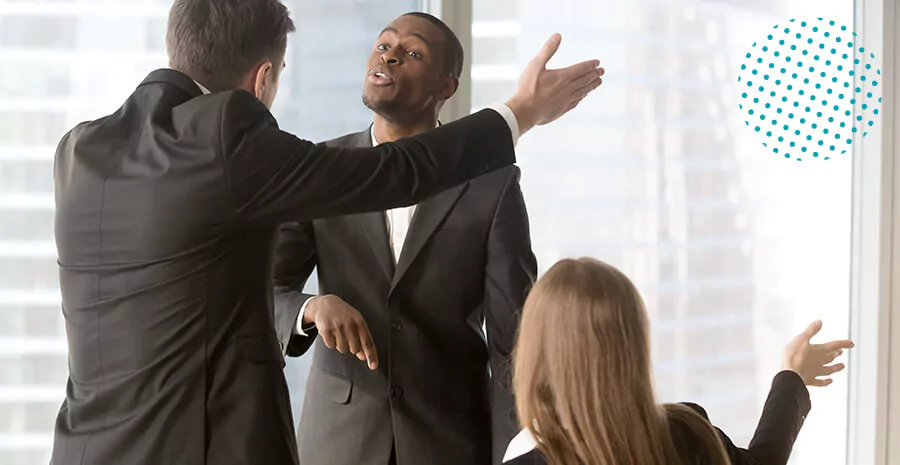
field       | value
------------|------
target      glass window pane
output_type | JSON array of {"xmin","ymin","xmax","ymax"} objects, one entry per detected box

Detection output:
[
  {"xmin": 0, "ymin": 1, "xmax": 420, "ymax": 463},
  {"xmin": 471, "ymin": 1, "xmax": 854, "ymax": 463}
]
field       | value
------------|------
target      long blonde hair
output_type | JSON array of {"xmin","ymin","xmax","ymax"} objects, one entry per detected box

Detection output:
[{"xmin": 513, "ymin": 258, "xmax": 730, "ymax": 465}]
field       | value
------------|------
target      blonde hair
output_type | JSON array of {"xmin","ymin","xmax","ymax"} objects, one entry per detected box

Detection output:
[{"xmin": 513, "ymin": 258, "xmax": 730, "ymax": 465}]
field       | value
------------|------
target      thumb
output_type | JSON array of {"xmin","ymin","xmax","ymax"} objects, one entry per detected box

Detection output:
[
  {"xmin": 531, "ymin": 33, "xmax": 562, "ymax": 69},
  {"xmin": 802, "ymin": 319, "xmax": 823, "ymax": 339}
]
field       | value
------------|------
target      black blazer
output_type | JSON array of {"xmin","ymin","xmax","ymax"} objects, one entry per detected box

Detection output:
[
  {"xmin": 506, "ymin": 371, "xmax": 810, "ymax": 465},
  {"xmin": 273, "ymin": 128, "xmax": 537, "ymax": 465},
  {"xmin": 51, "ymin": 69, "xmax": 516, "ymax": 465}
]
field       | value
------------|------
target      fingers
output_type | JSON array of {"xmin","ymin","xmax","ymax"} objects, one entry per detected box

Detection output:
[
  {"xmin": 817, "ymin": 363, "xmax": 846, "ymax": 376},
  {"xmin": 346, "ymin": 320, "xmax": 378, "ymax": 370},
  {"xmin": 572, "ymin": 77, "xmax": 603, "ymax": 100},
  {"xmin": 822, "ymin": 348, "xmax": 844, "ymax": 364},
  {"xmin": 820, "ymin": 339, "xmax": 855, "ymax": 352},
  {"xmin": 320, "ymin": 329, "xmax": 336, "ymax": 350},
  {"xmin": 808, "ymin": 378, "xmax": 834, "ymax": 387},
  {"xmin": 571, "ymin": 68, "xmax": 602, "ymax": 93},
  {"xmin": 332, "ymin": 330, "xmax": 348, "ymax": 354},
  {"xmin": 559, "ymin": 60, "xmax": 602, "ymax": 82},
  {"xmin": 360, "ymin": 330, "xmax": 379, "ymax": 371},
  {"xmin": 530, "ymin": 33, "xmax": 562, "ymax": 69},
  {"xmin": 320, "ymin": 316, "xmax": 378, "ymax": 370},
  {"xmin": 346, "ymin": 328, "xmax": 363, "ymax": 357}
]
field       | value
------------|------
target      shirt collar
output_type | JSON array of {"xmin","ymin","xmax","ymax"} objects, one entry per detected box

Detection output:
[
  {"xmin": 193, "ymin": 80, "xmax": 211, "ymax": 95},
  {"xmin": 370, "ymin": 120, "xmax": 441, "ymax": 147},
  {"xmin": 503, "ymin": 428, "xmax": 538, "ymax": 462}
]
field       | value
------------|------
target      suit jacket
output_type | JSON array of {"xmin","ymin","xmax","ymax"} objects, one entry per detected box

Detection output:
[
  {"xmin": 51, "ymin": 68, "xmax": 516, "ymax": 465},
  {"xmin": 505, "ymin": 371, "xmax": 811, "ymax": 465},
  {"xmin": 273, "ymin": 128, "xmax": 537, "ymax": 465}
]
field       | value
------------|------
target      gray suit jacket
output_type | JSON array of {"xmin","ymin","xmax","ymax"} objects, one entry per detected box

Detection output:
[
  {"xmin": 274, "ymin": 128, "xmax": 536, "ymax": 465},
  {"xmin": 51, "ymin": 69, "xmax": 516, "ymax": 465}
]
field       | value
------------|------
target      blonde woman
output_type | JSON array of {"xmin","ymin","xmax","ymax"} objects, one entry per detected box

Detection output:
[{"xmin": 505, "ymin": 258, "xmax": 853, "ymax": 465}]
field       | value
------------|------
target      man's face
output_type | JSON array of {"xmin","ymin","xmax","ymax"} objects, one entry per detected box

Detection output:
[{"xmin": 362, "ymin": 15, "xmax": 455, "ymax": 116}]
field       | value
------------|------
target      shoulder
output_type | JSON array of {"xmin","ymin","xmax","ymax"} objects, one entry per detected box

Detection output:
[
  {"xmin": 321, "ymin": 129, "xmax": 372, "ymax": 148},
  {"xmin": 468, "ymin": 165, "xmax": 522, "ymax": 196}
]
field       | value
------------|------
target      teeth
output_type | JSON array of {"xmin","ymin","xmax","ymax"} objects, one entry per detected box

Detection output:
[{"xmin": 375, "ymin": 72, "xmax": 386, "ymax": 78}]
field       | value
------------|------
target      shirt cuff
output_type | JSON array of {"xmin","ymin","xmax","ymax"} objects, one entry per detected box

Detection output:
[
  {"xmin": 294, "ymin": 297, "xmax": 317, "ymax": 337},
  {"xmin": 486, "ymin": 103, "xmax": 520, "ymax": 147}
]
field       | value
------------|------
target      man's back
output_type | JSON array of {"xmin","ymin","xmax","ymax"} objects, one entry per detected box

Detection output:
[
  {"xmin": 51, "ymin": 67, "xmax": 522, "ymax": 465},
  {"xmin": 53, "ymin": 69, "xmax": 298, "ymax": 465}
]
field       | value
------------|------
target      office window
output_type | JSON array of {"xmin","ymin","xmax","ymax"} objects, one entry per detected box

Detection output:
[
  {"xmin": 471, "ymin": 0, "xmax": 853, "ymax": 464},
  {"xmin": 0, "ymin": 1, "xmax": 418, "ymax": 463}
]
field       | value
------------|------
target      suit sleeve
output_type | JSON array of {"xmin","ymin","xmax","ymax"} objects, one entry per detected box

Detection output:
[
  {"xmin": 218, "ymin": 90, "xmax": 516, "ymax": 225},
  {"xmin": 684, "ymin": 371, "xmax": 811, "ymax": 465},
  {"xmin": 272, "ymin": 220, "xmax": 319, "ymax": 357},
  {"xmin": 484, "ymin": 167, "xmax": 537, "ymax": 465}
]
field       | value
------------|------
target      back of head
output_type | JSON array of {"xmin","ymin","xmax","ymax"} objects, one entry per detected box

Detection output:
[
  {"xmin": 513, "ymin": 258, "xmax": 730, "ymax": 465},
  {"xmin": 166, "ymin": 0, "xmax": 295, "ymax": 91}
]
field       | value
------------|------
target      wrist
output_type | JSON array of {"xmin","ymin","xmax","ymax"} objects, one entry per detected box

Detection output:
[
  {"xmin": 302, "ymin": 296, "xmax": 321, "ymax": 325},
  {"xmin": 505, "ymin": 97, "xmax": 536, "ymax": 135}
]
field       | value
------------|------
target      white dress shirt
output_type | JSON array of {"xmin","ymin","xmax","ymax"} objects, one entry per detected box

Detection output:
[
  {"xmin": 503, "ymin": 428, "xmax": 537, "ymax": 463},
  {"xmin": 294, "ymin": 105, "xmax": 520, "ymax": 335}
]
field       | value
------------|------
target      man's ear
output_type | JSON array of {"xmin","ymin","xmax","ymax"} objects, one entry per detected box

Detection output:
[
  {"xmin": 253, "ymin": 61, "xmax": 274, "ymax": 99},
  {"xmin": 438, "ymin": 75, "xmax": 459, "ymax": 100}
]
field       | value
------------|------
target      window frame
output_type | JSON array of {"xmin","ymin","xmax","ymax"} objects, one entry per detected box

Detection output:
[
  {"xmin": 424, "ymin": 0, "xmax": 474, "ymax": 122},
  {"xmin": 848, "ymin": 0, "xmax": 900, "ymax": 463}
]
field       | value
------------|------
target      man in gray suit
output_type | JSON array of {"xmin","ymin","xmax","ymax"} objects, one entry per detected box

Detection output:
[
  {"xmin": 274, "ymin": 13, "xmax": 542, "ymax": 465},
  {"xmin": 50, "ymin": 0, "xmax": 603, "ymax": 463}
]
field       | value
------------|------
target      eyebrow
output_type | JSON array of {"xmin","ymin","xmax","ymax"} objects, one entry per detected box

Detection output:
[{"xmin": 378, "ymin": 27, "xmax": 431, "ymax": 46}]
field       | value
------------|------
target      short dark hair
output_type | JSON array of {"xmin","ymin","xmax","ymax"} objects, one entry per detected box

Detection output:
[
  {"xmin": 166, "ymin": 0, "xmax": 296, "ymax": 91},
  {"xmin": 402, "ymin": 12, "xmax": 464, "ymax": 78}
]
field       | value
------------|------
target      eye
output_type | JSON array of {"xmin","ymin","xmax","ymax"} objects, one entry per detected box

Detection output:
[
  {"xmin": 377, "ymin": 44, "xmax": 389, "ymax": 51},
  {"xmin": 408, "ymin": 51, "xmax": 421, "ymax": 59}
]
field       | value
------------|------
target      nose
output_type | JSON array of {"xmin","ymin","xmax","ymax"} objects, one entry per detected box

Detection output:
[{"xmin": 381, "ymin": 53, "xmax": 400, "ymax": 65}]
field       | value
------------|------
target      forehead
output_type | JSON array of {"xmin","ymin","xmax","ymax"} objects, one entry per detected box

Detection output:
[{"xmin": 380, "ymin": 15, "xmax": 447, "ymax": 46}]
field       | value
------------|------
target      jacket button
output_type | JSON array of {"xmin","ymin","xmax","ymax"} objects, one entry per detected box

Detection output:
[
  {"xmin": 390, "ymin": 386, "xmax": 403, "ymax": 400},
  {"xmin": 391, "ymin": 322, "xmax": 403, "ymax": 331}
]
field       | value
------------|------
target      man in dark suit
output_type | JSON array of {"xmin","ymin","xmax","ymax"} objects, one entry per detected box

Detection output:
[
  {"xmin": 273, "ymin": 13, "xmax": 537, "ymax": 465},
  {"xmin": 49, "ymin": 0, "xmax": 604, "ymax": 463}
]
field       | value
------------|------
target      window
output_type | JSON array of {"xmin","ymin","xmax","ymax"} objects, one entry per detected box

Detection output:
[
  {"xmin": 470, "ymin": 0, "xmax": 853, "ymax": 463},
  {"xmin": 2, "ymin": 0, "xmax": 894, "ymax": 464},
  {"xmin": 0, "ymin": 1, "xmax": 419, "ymax": 463}
]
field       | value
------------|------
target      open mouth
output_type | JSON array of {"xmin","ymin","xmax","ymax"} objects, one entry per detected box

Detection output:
[{"xmin": 367, "ymin": 68, "xmax": 395, "ymax": 86}]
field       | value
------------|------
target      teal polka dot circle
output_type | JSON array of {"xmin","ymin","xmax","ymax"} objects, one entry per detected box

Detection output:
[{"xmin": 738, "ymin": 18, "xmax": 883, "ymax": 161}]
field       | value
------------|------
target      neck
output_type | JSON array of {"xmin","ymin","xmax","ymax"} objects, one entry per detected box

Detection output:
[{"xmin": 372, "ymin": 112, "xmax": 439, "ymax": 143}]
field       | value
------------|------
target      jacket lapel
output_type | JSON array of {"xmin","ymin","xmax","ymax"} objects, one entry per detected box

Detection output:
[
  {"xmin": 390, "ymin": 182, "xmax": 468, "ymax": 292},
  {"xmin": 343, "ymin": 128, "xmax": 395, "ymax": 282}
]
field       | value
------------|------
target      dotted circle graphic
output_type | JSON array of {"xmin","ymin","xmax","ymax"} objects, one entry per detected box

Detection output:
[{"xmin": 738, "ymin": 18, "xmax": 882, "ymax": 161}]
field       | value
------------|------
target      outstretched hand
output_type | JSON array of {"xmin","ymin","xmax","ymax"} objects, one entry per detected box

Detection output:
[
  {"xmin": 505, "ymin": 34, "xmax": 605, "ymax": 136},
  {"xmin": 782, "ymin": 320, "xmax": 854, "ymax": 387}
]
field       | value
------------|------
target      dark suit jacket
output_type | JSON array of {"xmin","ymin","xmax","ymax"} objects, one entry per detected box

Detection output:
[
  {"xmin": 273, "ymin": 128, "xmax": 537, "ymax": 465},
  {"xmin": 506, "ymin": 371, "xmax": 811, "ymax": 465},
  {"xmin": 51, "ymin": 68, "xmax": 516, "ymax": 465}
]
